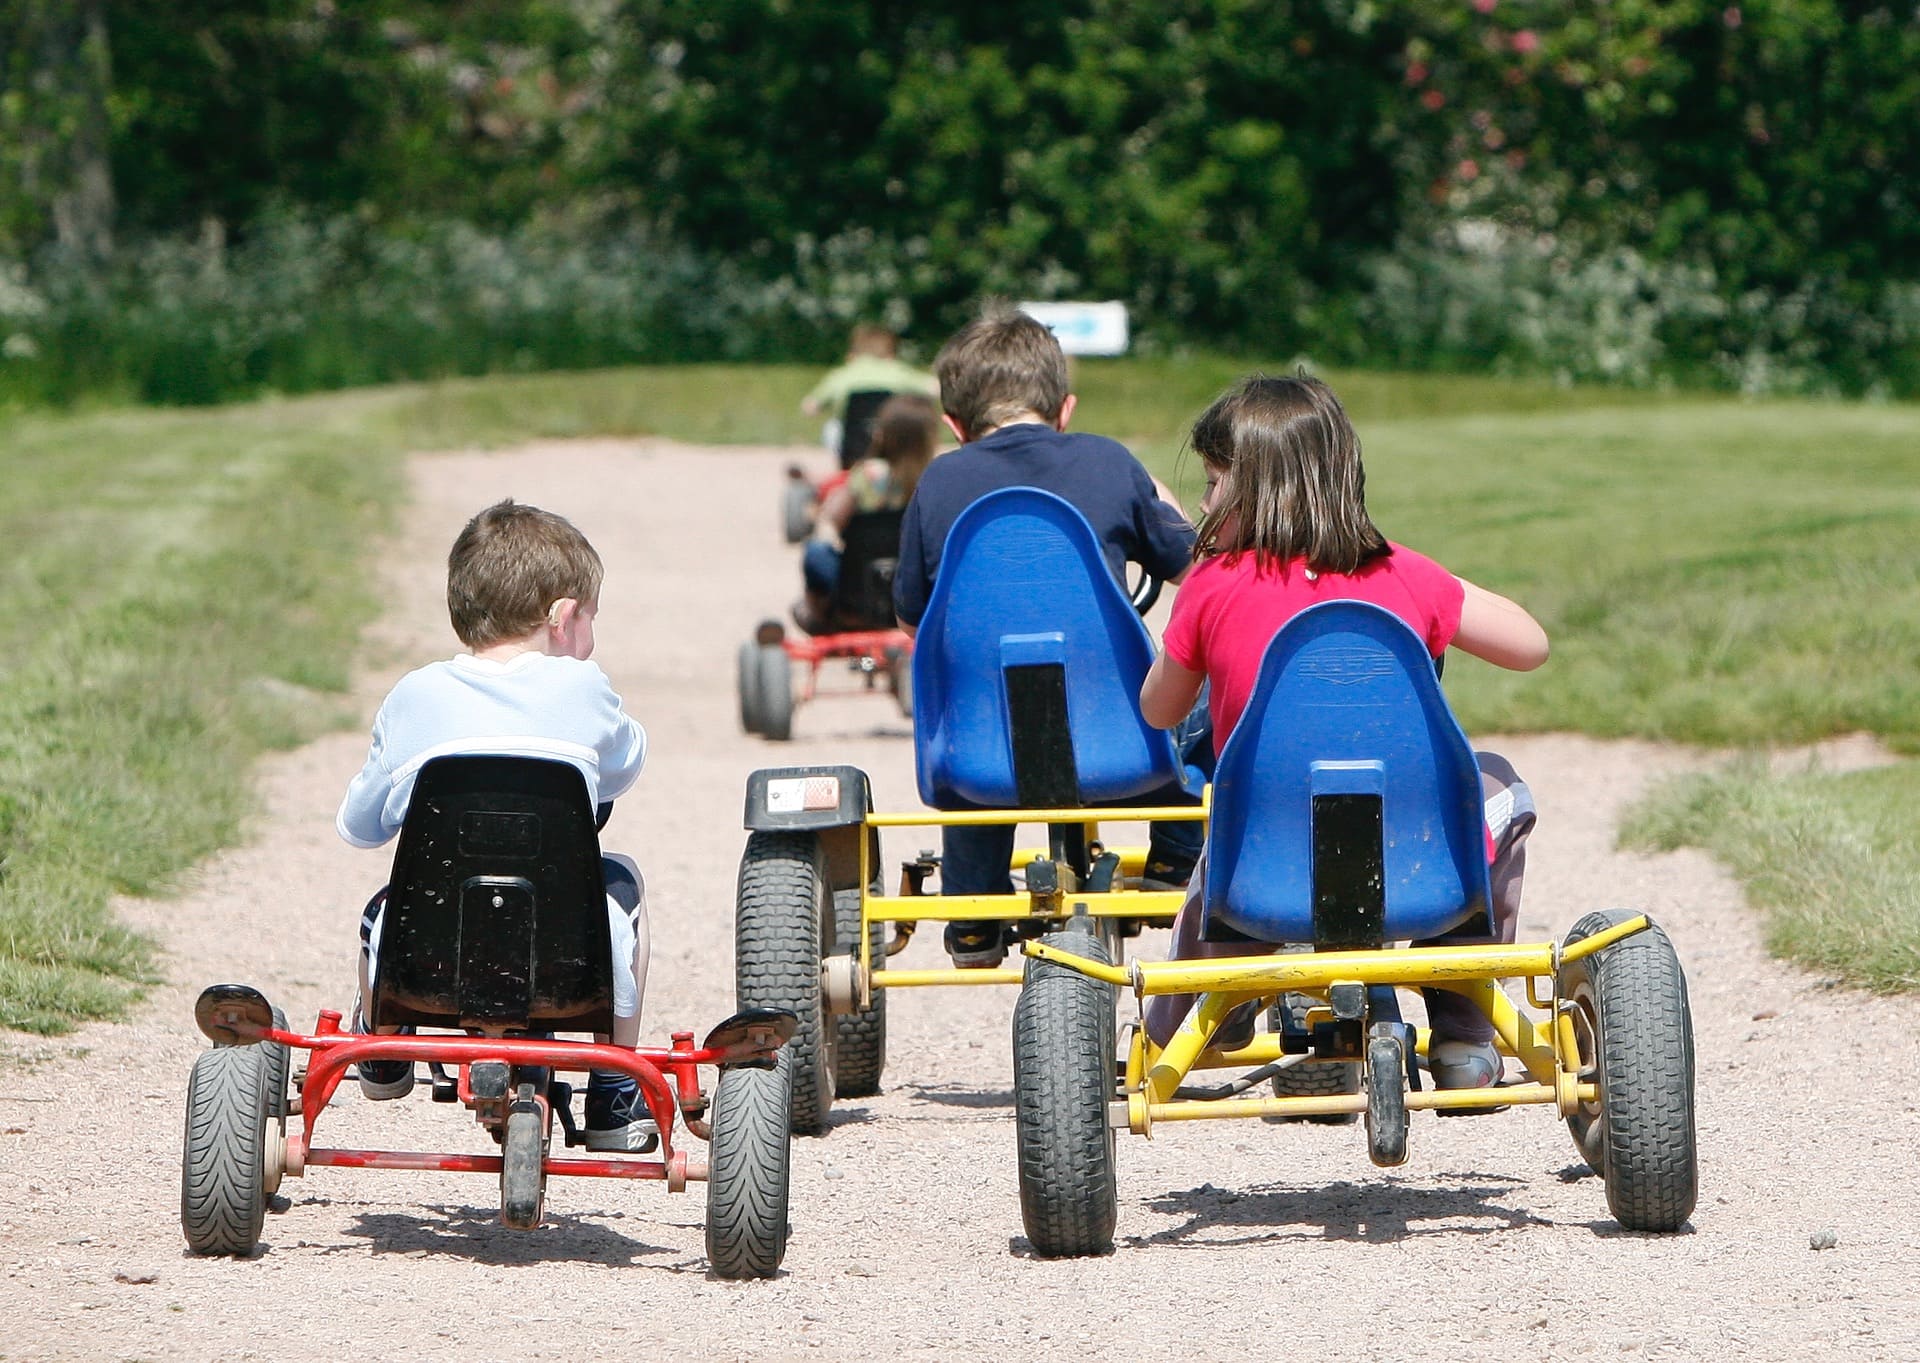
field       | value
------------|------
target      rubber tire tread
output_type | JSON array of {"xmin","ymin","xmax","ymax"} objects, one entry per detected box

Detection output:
[
  {"xmin": 500, "ymin": 1106, "xmax": 547, "ymax": 1230},
  {"xmin": 1560, "ymin": 910, "xmax": 1698, "ymax": 1232},
  {"xmin": 1364, "ymin": 1032, "xmax": 1409, "ymax": 1167},
  {"xmin": 889, "ymin": 652, "xmax": 913, "ymax": 720},
  {"xmin": 258, "ymin": 1005, "xmax": 291, "ymax": 1121},
  {"xmin": 1012, "ymin": 931, "xmax": 1118, "ymax": 1258},
  {"xmin": 735, "ymin": 831, "xmax": 834, "ymax": 1134},
  {"xmin": 706, "ymin": 1053, "xmax": 795, "ymax": 1278},
  {"xmin": 738, "ymin": 641, "xmax": 764, "ymax": 735},
  {"xmin": 756, "ymin": 646, "xmax": 794, "ymax": 741},
  {"xmin": 782, "ymin": 480, "xmax": 815, "ymax": 543},
  {"xmin": 181, "ymin": 1045, "xmax": 269, "ymax": 1256},
  {"xmin": 1268, "ymin": 993, "xmax": 1360, "ymax": 1125},
  {"xmin": 830, "ymin": 888, "xmax": 887, "ymax": 1097}
]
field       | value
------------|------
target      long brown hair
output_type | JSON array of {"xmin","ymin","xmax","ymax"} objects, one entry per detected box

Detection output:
[
  {"xmin": 1189, "ymin": 374, "xmax": 1388, "ymax": 573},
  {"xmin": 866, "ymin": 393, "xmax": 941, "ymax": 501}
]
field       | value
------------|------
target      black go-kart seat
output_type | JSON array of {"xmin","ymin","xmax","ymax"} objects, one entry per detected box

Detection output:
[
  {"xmin": 823, "ymin": 507, "xmax": 906, "ymax": 633},
  {"xmin": 368, "ymin": 754, "xmax": 616, "ymax": 1036},
  {"xmin": 838, "ymin": 389, "xmax": 894, "ymax": 469}
]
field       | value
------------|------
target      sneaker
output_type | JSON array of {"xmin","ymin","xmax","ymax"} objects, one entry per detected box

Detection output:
[
  {"xmin": 943, "ymin": 922, "xmax": 1008, "ymax": 969},
  {"xmin": 584, "ymin": 1079, "xmax": 660, "ymax": 1154},
  {"xmin": 1429, "ymin": 1038, "xmax": 1503, "ymax": 1090}
]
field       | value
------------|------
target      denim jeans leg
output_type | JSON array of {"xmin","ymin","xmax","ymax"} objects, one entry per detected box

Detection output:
[
  {"xmin": 940, "ymin": 822, "xmax": 1017, "ymax": 896},
  {"xmin": 1147, "ymin": 684, "xmax": 1214, "ymax": 872},
  {"xmin": 801, "ymin": 540, "xmax": 842, "ymax": 598}
]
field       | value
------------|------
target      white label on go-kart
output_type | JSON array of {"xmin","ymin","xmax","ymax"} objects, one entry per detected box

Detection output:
[{"xmin": 767, "ymin": 776, "xmax": 841, "ymax": 813}]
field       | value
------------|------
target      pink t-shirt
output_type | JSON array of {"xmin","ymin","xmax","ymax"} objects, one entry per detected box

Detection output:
[{"xmin": 1163, "ymin": 542, "xmax": 1466, "ymax": 754}]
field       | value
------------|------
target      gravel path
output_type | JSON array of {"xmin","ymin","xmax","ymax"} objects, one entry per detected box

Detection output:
[{"xmin": 2, "ymin": 438, "xmax": 1916, "ymax": 1362}]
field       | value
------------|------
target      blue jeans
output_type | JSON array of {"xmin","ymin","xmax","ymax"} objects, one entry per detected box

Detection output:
[
  {"xmin": 802, "ymin": 540, "xmax": 841, "ymax": 598},
  {"xmin": 940, "ymin": 687, "xmax": 1214, "ymax": 895}
]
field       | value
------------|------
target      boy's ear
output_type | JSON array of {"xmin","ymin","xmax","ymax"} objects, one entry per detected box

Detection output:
[
  {"xmin": 1054, "ymin": 394, "xmax": 1078, "ymax": 431},
  {"xmin": 546, "ymin": 598, "xmax": 578, "ymax": 631},
  {"xmin": 940, "ymin": 412, "xmax": 971, "ymax": 444}
]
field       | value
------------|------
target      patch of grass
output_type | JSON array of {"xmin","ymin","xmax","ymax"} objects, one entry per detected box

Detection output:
[{"xmin": 1623, "ymin": 759, "xmax": 1920, "ymax": 992}]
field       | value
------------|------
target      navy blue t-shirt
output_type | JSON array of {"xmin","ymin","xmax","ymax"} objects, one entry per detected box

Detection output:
[{"xmin": 892, "ymin": 423, "xmax": 1196, "ymax": 626}]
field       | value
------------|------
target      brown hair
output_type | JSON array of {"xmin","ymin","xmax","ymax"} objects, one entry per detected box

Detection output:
[
  {"xmin": 1189, "ymin": 374, "xmax": 1389, "ymax": 574},
  {"xmin": 865, "ymin": 393, "xmax": 942, "ymax": 501},
  {"xmin": 446, "ymin": 499, "xmax": 604, "ymax": 647},
  {"xmin": 933, "ymin": 308, "xmax": 1069, "ymax": 439},
  {"xmin": 848, "ymin": 323, "xmax": 899, "ymax": 359}
]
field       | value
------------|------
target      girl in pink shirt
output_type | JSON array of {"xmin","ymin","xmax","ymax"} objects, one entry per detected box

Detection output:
[{"xmin": 1138, "ymin": 375, "xmax": 1550, "ymax": 1090}]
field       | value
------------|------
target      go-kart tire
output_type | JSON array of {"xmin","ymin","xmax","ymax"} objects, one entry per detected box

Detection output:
[
  {"xmin": 1267, "ymin": 993, "xmax": 1360, "ymax": 1125},
  {"xmin": 1364, "ymin": 1028, "xmax": 1410, "ymax": 1167},
  {"xmin": 887, "ymin": 650, "xmax": 913, "ymax": 721},
  {"xmin": 738, "ymin": 641, "xmax": 764, "ymax": 735},
  {"xmin": 181, "ymin": 1045, "xmax": 270, "ymax": 1256},
  {"xmin": 831, "ymin": 887, "xmax": 886, "ymax": 1098},
  {"xmin": 1558, "ymin": 910, "xmax": 1697, "ymax": 1232},
  {"xmin": 499, "ymin": 1103, "xmax": 549, "ymax": 1231},
  {"xmin": 1012, "ymin": 930, "xmax": 1118, "ymax": 1258},
  {"xmin": 255, "ymin": 1005, "xmax": 291, "ymax": 1120},
  {"xmin": 706, "ymin": 1053, "xmax": 794, "ymax": 1279},
  {"xmin": 782, "ymin": 478, "xmax": 815, "ymax": 544},
  {"xmin": 736, "ymin": 831, "xmax": 836, "ymax": 1134},
  {"xmin": 755, "ymin": 645, "xmax": 794, "ymax": 742}
]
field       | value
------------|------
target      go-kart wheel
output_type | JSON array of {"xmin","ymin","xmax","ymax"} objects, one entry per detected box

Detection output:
[
  {"xmin": 830, "ymin": 887, "xmax": 886, "ymax": 1098},
  {"xmin": 257, "ymin": 1005, "xmax": 291, "ymax": 1121},
  {"xmin": 499, "ymin": 1102, "xmax": 549, "ymax": 1231},
  {"xmin": 181, "ymin": 1045, "xmax": 271, "ymax": 1255},
  {"xmin": 1012, "ymin": 930, "xmax": 1118, "ymax": 1258},
  {"xmin": 706, "ymin": 1052, "xmax": 794, "ymax": 1279},
  {"xmin": 782, "ymin": 477, "xmax": 816, "ymax": 544},
  {"xmin": 1364, "ymin": 1026, "xmax": 1409, "ymax": 1167},
  {"xmin": 1558, "ymin": 910, "xmax": 1697, "ymax": 1232},
  {"xmin": 737, "ymin": 641, "xmax": 765, "ymax": 735},
  {"xmin": 736, "ymin": 831, "xmax": 836, "ymax": 1134},
  {"xmin": 755, "ymin": 645, "xmax": 794, "ymax": 742},
  {"xmin": 1267, "ymin": 993, "xmax": 1360, "ymax": 1125},
  {"xmin": 886, "ymin": 649, "xmax": 913, "ymax": 721}
]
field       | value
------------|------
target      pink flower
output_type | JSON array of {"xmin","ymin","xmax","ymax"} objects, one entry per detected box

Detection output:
[
  {"xmin": 1457, "ymin": 158, "xmax": 1481, "ymax": 182},
  {"xmin": 1472, "ymin": 0, "xmax": 1497, "ymax": 13},
  {"xmin": 1405, "ymin": 61, "xmax": 1430, "ymax": 84},
  {"xmin": 1421, "ymin": 88, "xmax": 1447, "ymax": 111},
  {"xmin": 1505, "ymin": 150, "xmax": 1528, "ymax": 171},
  {"xmin": 1723, "ymin": 7, "xmax": 1742, "ymax": 27},
  {"xmin": 1511, "ymin": 29, "xmax": 1540, "ymax": 54}
]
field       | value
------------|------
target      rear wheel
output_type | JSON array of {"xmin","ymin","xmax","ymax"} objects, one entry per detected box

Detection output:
[
  {"xmin": 706, "ymin": 1055, "xmax": 795, "ymax": 1278},
  {"xmin": 737, "ymin": 641, "xmax": 764, "ymax": 735},
  {"xmin": 1012, "ymin": 930, "xmax": 1118, "ymax": 1258},
  {"xmin": 831, "ymin": 887, "xmax": 887, "ymax": 1098},
  {"xmin": 1559, "ymin": 910, "xmax": 1697, "ymax": 1232},
  {"xmin": 1267, "ymin": 993, "xmax": 1360, "ymax": 1125},
  {"xmin": 755, "ymin": 646, "xmax": 794, "ymax": 741},
  {"xmin": 181, "ymin": 1046, "xmax": 270, "ymax": 1255},
  {"xmin": 499, "ymin": 1100, "xmax": 550, "ymax": 1231},
  {"xmin": 736, "ymin": 832, "xmax": 836, "ymax": 1134},
  {"xmin": 782, "ymin": 478, "xmax": 816, "ymax": 543}
]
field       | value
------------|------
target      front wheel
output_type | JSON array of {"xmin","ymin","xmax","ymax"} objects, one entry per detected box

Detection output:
[
  {"xmin": 1558, "ymin": 910, "xmax": 1697, "ymax": 1232},
  {"xmin": 499, "ymin": 1101, "xmax": 550, "ymax": 1230},
  {"xmin": 735, "ymin": 832, "xmax": 835, "ymax": 1134},
  {"xmin": 755, "ymin": 646, "xmax": 794, "ymax": 742},
  {"xmin": 181, "ymin": 1045, "xmax": 271, "ymax": 1255},
  {"xmin": 737, "ymin": 641, "xmax": 765, "ymax": 735},
  {"xmin": 1012, "ymin": 931, "xmax": 1118, "ymax": 1258},
  {"xmin": 706, "ymin": 1055, "xmax": 795, "ymax": 1278}
]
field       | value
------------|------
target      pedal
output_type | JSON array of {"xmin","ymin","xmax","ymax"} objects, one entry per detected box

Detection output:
[
  {"xmin": 551, "ymin": 1081, "xmax": 583, "ymax": 1146},
  {"xmin": 429, "ymin": 1062, "xmax": 458, "ymax": 1103}
]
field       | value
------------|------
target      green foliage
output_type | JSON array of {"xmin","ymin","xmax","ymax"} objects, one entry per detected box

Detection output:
[{"xmin": 1623, "ymin": 759, "xmax": 1920, "ymax": 992}]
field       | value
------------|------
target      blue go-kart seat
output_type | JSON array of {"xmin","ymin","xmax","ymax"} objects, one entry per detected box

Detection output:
[
  {"xmin": 912, "ymin": 487, "xmax": 1191, "ymax": 811},
  {"xmin": 1202, "ymin": 600, "xmax": 1493, "ymax": 949}
]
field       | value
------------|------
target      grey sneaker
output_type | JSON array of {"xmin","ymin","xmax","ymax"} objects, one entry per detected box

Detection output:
[{"xmin": 1428, "ymin": 1038, "xmax": 1502, "ymax": 1090}]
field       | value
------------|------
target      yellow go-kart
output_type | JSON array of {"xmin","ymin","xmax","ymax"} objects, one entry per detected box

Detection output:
[{"xmin": 1009, "ymin": 602, "xmax": 1699, "ymax": 1256}]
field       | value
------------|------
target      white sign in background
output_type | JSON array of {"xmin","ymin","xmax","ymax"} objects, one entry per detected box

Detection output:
[{"xmin": 1018, "ymin": 300, "xmax": 1131, "ymax": 356}]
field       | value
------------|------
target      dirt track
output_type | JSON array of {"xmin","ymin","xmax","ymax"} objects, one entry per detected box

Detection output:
[{"xmin": 3, "ymin": 438, "xmax": 1917, "ymax": 1363}]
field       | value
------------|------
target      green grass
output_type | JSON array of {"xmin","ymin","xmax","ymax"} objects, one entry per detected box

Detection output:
[
  {"xmin": 5, "ymin": 360, "xmax": 1918, "ymax": 1032},
  {"xmin": 1623, "ymin": 759, "xmax": 1920, "ymax": 993}
]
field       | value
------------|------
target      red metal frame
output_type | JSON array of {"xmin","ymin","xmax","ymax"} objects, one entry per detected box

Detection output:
[
  {"xmin": 268, "ymin": 1009, "xmax": 747, "ymax": 1187},
  {"xmin": 782, "ymin": 628, "xmax": 912, "ymax": 706}
]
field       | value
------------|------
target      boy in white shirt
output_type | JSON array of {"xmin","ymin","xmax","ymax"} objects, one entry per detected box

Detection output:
[{"xmin": 337, "ymin": 499, "xmax": 655, "ymax": 1151}]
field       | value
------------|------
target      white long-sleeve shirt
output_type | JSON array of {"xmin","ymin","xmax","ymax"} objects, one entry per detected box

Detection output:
[{"xmin": 336, "ymin": 652, "xmax": 648, "ymax": 849}]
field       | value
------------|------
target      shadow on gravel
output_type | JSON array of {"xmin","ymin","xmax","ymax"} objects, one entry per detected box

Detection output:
[
  {"xmin": 900, "ymin": 1082, "xmax": 1014, "ymax": 1112},
  {"xmin": 337, "ymin": 1204, "xmax": 677, "ymax": 1266},
  {"xmin": 1127, "ymin": 1177, "xmax": 1553, "ymax": 1247}
]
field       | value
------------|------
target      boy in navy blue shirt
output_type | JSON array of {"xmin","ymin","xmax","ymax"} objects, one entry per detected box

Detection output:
[{"xmin": 894, "ymin": 309, "xmax": 1206, "ymax": 964}]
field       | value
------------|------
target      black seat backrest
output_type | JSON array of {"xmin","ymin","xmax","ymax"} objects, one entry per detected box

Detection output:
[
  {"xmin": 830, "ymin": 508, "xmax": 906, "ymax": 630},
  {"xmin": 369, "ymin": 755, "xmax": 615, "ymax": 1034},
  {"xmin": 838, "ymin": 389, "xmax": 894, "ymax": 469}
]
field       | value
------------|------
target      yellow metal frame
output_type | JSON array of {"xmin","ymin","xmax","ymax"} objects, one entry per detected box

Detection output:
[
  {"xmin": 1029, "ymin": 914, "xmax": 1652, "ymax": 1133},
  {"xmin": 853, "ymin": 796, "xmax": 1210, "ymax": 993}
]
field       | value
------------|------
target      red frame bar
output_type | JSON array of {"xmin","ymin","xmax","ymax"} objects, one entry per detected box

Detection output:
[{"xmin": 781, "ymin": 628, "xmax": 913, "ymax": 707}]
